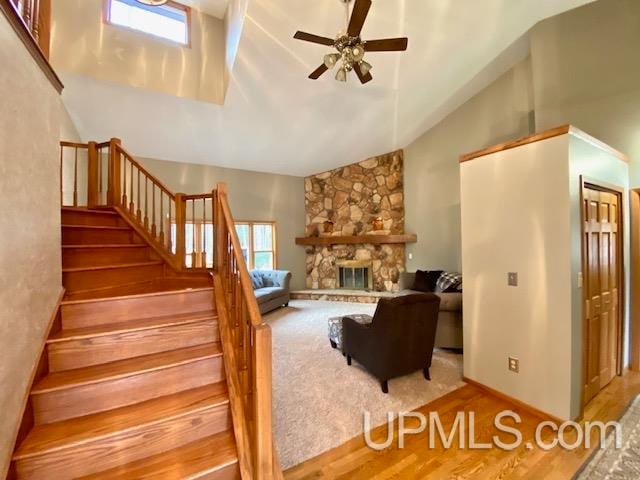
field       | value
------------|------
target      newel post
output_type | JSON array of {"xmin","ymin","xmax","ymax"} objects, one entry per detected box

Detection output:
[
  {"xmin": 215, "ymin": 183, "xmax": 228, "ymax": 276},
  {"xmin": 107, "ymin": 138, "xmax": 121, "ymax": 207},
  {"xmin": 87, "ymin": 141, "xmax": 99, "ymax": 208},
  {"xmin": 175, "ymin": 193, "xmax": 187, "ymax": 270}
]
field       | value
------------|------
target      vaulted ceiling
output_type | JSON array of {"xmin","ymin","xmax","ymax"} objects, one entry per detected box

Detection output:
[{"xmin": 61, "ymin": 0, "xmax": 595, "ymax": 176}]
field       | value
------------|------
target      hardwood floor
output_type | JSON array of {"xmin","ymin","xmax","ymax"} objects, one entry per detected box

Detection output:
[{"xmin": 285, "ymin": 371, "xmax": 640, "ymax": 480}]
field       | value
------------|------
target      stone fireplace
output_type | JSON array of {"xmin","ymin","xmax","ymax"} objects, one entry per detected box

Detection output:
[{"xmin": 302, "ymin": 150, "xmax": 407, "ymax": 293}]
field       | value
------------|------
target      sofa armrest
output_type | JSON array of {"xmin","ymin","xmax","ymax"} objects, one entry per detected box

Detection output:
[{"xmin": 258, "ymin": 270, "xmax": 291, "ymax": 291}]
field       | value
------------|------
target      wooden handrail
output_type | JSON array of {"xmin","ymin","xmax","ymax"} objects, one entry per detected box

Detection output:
[
  {"xmin": 214, "ymin": 183, "xmax": 280, "ymax": 479},
  {"xmin": 114, "ymin": 144, "xmax": 175, "ymax": 198},
  {"xmin": 217, "ymin": 187, "xmax": 264, "ymax": 328}
]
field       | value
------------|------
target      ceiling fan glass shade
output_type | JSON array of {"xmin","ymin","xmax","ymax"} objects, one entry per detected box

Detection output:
[
  {"xmin": 324, "ymin": 53, "xmax": 341, "ymax": 69},
  {"xmin": 351, "ymin": 45, "xmax": 365, "ymax": 62},
  {"xmin": 135, "ymin": 0, "xmax": 169, "ymax": 5},
  {"xmin": 335, "ymin": 67, "xmax": 348, "ymax": 82},
  {"xmin": 359, "ymin": 60, "xmax": 372, "ymax": 75}
]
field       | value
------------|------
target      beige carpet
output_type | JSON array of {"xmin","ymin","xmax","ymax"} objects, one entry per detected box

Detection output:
[{"xmin": 266, "ymin": 300, "xmax": 464, "ymax": 469}]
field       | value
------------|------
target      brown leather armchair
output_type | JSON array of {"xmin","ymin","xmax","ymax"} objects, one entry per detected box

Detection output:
[{"xmin": 342, "ymin": 293, "xmax": 441, "ymax": 393}]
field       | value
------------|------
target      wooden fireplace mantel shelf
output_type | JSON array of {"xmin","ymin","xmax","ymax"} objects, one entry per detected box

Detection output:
[{"xmin": 295, "ymin": 234, "xmax": 417, "ymax": 246}]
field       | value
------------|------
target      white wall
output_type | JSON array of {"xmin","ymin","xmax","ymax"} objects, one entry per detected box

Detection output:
[
  {"xmin": 51, "ymin": 0, "xmax": 227, "ymax": 104},
  {"xmin": 461, "ymin": 134, "xmax": 573, "ymax": 420},
  {"xmin": 462, "ymin": 131, "xmax": 630, "ymax": 420}
]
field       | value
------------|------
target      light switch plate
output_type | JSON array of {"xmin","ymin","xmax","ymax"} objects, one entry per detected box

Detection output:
[
  {"xmin": 508, "ymin": 272, "xmax": 518, "ymax": 287},
  {"xmin": 508, "ymin": 357, "xmax": 519, "ymax": 373}
]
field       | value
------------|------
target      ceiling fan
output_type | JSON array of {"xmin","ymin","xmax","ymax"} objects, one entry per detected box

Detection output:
[{"xmin": 293, "ymin": 0, "xmax": 408, "ymax": 84}]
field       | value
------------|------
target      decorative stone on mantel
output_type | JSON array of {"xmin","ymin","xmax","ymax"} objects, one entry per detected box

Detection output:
[{"xmin": 302, "ymin": 149, "xmax": 407, "ymax": 292}]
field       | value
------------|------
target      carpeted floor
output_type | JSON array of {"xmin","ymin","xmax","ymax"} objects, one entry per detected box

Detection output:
[{"xmin": 266, "ymin": 300, "xmax": 464, "ymax": 469}]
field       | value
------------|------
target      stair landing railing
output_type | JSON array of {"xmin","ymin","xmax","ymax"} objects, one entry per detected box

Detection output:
[
  {"xmin": 60, "ymin": 138, "xmax": 215, "ymax": 272},
  {"xmin": 59, "ymin": 139, "xmax": 282, "ymax": 479}
]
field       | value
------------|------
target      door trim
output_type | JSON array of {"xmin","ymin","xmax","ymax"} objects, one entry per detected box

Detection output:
[
  {"xmin": 579, "ymin": 176, "xmax": 625, "ymax": 411},
  {"xmin": 630, "ymin": 189, "xmax": 640, "ymax": 371}
]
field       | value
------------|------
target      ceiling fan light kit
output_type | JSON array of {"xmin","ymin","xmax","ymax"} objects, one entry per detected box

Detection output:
[{"xmin": 293, "ymin": 0, "xmax": 408, "ymax": 84}]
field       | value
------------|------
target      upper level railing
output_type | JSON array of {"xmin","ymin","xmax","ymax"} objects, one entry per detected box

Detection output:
[
  {"xmin": 59, "ymin": 139, "xmax": 282, "ymax": 479},
  {"xmin": 5, "ymin": 0, "xmax": 51, "ymax": 57}
]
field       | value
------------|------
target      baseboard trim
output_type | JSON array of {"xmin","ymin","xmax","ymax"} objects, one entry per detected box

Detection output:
[
  {"xmin": 462, "ymin": 376, "xmax": 565, "ymax": 424},
  {"xmin": 4, "ymin": 287, "xmax": 65, "ymax": 480}
]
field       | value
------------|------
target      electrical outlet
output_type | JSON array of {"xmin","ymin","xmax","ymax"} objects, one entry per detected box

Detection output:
[
  {"xmin": 508, "ymin": 272, "xmax": 518, "ymax": 287},
  {"xmin": 508, "ymin": 357, "xmax": 519, "ymax": 373}
]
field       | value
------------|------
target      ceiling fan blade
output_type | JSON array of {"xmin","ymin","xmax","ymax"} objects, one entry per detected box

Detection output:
[
  {"xmin": 309, "ymin": 64, "xmax": 329, "ymax": 80},
  {"xmin": 354, "ymin": 63, "xmax": 373, "ymax": 84},
  {"xmin": 364, "ymin": 37, "xmax": 409, "ymax": 52},
  {"xmin": 294, "ymin": 31, "xmax": 335, "ymax": 46},
  {"xmin": 348, "ymin": 0, "xmax": 372, "ymax": 37}
]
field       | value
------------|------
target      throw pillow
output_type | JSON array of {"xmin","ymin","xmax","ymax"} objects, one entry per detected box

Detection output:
[
  {"xmin": 413, "ymin": 270, "xmax": 443, "ymax": 292},
  {"xmin": 436, "ymin": 272, "xmax": 462, "ymax": 293},
  {"xmin": 249, "ymin": 271, "xmax": 264, "ymax": 290}
]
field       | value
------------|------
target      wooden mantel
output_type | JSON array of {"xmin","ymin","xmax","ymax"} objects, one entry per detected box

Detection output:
[{"xmin": 295, "ymin": 234, "xmax": 417, "ymax": 246}]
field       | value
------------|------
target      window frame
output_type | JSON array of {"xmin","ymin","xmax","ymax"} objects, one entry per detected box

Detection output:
[
  {"xmin": 234, "ymin": 220, "xmax": 278, "ymax": 271},
  {"xmin": 104, "ymin": 0, "xmax": 192, "ymax": 48}
]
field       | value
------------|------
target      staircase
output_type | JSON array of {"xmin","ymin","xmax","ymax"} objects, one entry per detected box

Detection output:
[{"xmin": 9, "ymin": 140, "xmax": 281, "ymax": 479}]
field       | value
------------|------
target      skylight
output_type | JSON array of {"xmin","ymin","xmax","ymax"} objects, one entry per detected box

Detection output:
[{"xmin": 107, "ymin": 0, "xmax": 190, "ymax": 46}]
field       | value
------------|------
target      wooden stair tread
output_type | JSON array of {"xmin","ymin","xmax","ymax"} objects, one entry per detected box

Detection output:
[
  {"xmin": 61, "ymin": 207, "xmax": 118, "ymax": 216},
  {"xmin": 62, "ymin": 260, "xmax": 163, "ymax": 273},
  {"xmin": 62, "ymin": 224, "xmax": 131, "ymax": 230},
  {"xmin": 14, "ymin": 383, "xmax": 229, "ymax": 460},
  {"xmin": 62, "ymin": 244, "xmax": 148, "ymax": 249},
  {"xmin": 50, "ymin": 310, "xmax": 217, "ymax": 341},
  {"xmin": 79, "ymin": 431, "xmax": 238, "ymax": 480},
  {"xmin": 63, "ymin": 285, "xmax": 214, "ymax": 303},
  {"xmin": 33, "ymin": 343, "xmax": 222, "ymax": 393}
]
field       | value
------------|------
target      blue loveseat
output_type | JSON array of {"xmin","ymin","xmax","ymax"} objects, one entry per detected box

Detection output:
[{"xmin": 249, "ymin": 270, "xmax": 292, "ymax": 314}]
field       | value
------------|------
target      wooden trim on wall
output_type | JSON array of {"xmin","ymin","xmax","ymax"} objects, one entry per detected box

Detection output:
[
  {"xmin": 0, "ymin": 0, "xmax": 63, "ymax": 93},
  {"xmin": 459, "ymin": 125, "xmax": 628, "ymax": 164},
  {"xmin": 463, "ymin": 376, "xmax": 566, "ymax": 424},
  {"xmin": 5, "ymin": 287, "xmax": 65, "ymax": 480},
  {"xmin": 630, "ymin": 189, "xmax": 640, "ymax": 372}
]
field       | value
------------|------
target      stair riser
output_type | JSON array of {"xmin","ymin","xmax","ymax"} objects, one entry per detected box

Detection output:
[
  {"xmin": 32, "ymin": 356, "xmax": 224, "ymax": 424},
  {"xmin": 62, "ymin": 247, "xmax": 152, "ymax": 268},
  {"xmin": 62, "ymin": 228, "xmax": 137, "ymax": 245},
  {"xmin": 61, "ymin": 211, "xmax": 124, "ymax": 227},
  {"xmin": 62, "ymin": 264, "xmax": 164, "ymax": 292},
  {"xmin": 48, "ymin": 320, "xmax": 219, "ymax": 372},
  {"xmin": 62, "ymin": 289, "xmax": 214, "ymax": 329},
  {"xmin": 15, "ymin": 404, "xmax": 232, "ymax": 479}
]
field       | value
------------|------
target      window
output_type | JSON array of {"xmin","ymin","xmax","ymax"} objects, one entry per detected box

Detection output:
[
  {"xmin": 170, "ymin": 221, "xmax": 214, "ymax": 268},
  {"xmin": 235, "ymin": 222, "xmax": 277, "ymax": 270},
  {"xmin": 106, "ymin": 0, "xmax": 190, "ymax": 45}
]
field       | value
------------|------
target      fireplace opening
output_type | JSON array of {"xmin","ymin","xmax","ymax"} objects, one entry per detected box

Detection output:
[{"xmin": 337, "ymin": 261, "xmax": 373, "ymax": 291}]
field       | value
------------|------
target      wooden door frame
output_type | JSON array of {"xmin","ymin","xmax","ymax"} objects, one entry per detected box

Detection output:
[
  {"xmin": 630, "ymin": 189, "xmax": 640, "ymax": 371},
  {"xmin": 579, "ymin": 176, "xmax": 625, "ymax": 410}
]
